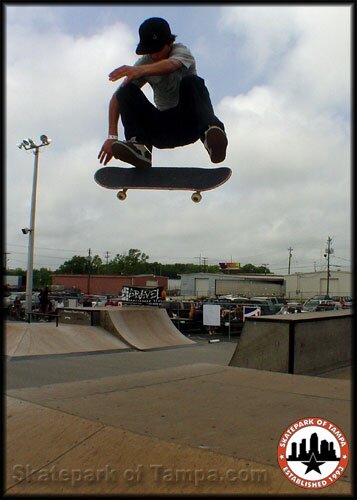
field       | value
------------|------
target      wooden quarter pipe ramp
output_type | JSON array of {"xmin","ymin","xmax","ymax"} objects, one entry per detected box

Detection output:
[
  {"xmin": 100, "ymin": 307, "xmax": 196, "ymax": 350},
  {"xmin": 5, "ymin": 322, "xmax": 130, "ymax": 357}
]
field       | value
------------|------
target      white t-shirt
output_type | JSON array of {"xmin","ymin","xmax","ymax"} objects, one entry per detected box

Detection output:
[{"xmin": 132, "ymin": 43, "xmax": 197, "ymax": 110}]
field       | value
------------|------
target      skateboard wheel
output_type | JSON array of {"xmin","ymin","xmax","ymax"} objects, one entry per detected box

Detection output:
[
  {"xmin": 117, "ymin": 190, "xmax": 127, "ymax": 201},
  {"xmin": 191, "ymin": 192, "xmax": 202, "ymax": 203}
]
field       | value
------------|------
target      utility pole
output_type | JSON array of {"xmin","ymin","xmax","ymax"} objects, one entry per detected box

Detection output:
[
  {"xmin": 288, "ymin": 247, "xmax": 293, "ymax": 275},
  {"xmin": 196, "ymin": 254, "xmax": 202, "ymax": 271},
  {"xmin": 87, "ymin": 248, "xmax": 92, "ymax": 294},
  {"xmin": 324, "ymin": 236, "xmax": 333, "ymax": 296},
  {"xmin": 261, "ymin": 263, "xmax": 269, "ymax": 275},
  {"xmin": 105, "ymin": 251, "xmax": 111, "ymax": 266},
  {"xmin": 195, "ymin": 254, "xmax": 208, "ymax": 272}
]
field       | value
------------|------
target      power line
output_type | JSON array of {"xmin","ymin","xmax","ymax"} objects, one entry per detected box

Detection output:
[
  {"xmin": 5, "ymin": 251, "xmax": 76, "ymax": 261},
  {"xmin": 332, "ymin": 255, "xmax": 351, "ymax": 262},
  {"xmin": 7, "ymin": 243, "xmax": 86, "ymax": 253}
]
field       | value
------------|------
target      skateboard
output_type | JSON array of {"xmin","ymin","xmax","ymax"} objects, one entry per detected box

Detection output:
[{"xmin": 94, "ymin": 166, "xmax": 232, "ymax": 202}]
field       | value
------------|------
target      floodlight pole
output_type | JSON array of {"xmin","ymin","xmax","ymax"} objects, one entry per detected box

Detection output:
[
  {"xmin": 18, "ymin": 136, "xmax": 51, "ymax": 321},
  {"xmin": 326, "ymin": 236, "xmax": 333, "ymax": 297},
  {"xmin": 25, "ymin": 147, "xmax": 40, "ymax": 318}
]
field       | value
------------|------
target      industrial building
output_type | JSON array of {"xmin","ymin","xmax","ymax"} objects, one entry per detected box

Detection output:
[
  {"xmin": 284, "ymin": 271, "xmax": 352, "ymax": 301},
  {"xmin": 179, "ymin": 271, "xmax": 352, "ymax": 300},
  {"xmin": 51, "ymin": 274, "xmax": 168, "ymax": 296},
  {"xmin": 51, "ymin": 271, "xmax": 352, "ymax": 301},
  {"xmin": 179, "ymin": 273, "xmax": 285, "ymax": 298}
]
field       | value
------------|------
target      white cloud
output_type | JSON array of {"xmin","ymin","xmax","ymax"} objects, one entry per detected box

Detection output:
[
  {"xmin": 6, "ymin": 22, "xmax": 136, "ymax": 144},
  {"xmin": 5, "ymin": 5, "xmax": 351, "ymax": 274},
  {"xmin": 220, "ymin": 5, "xmax": 351, "ymax": 113},
  {"xmin": 220, "ymin": 6, "xmax": 298, "ymax": 81},
  {"xmin": 215, "ymin": 5, "xmax": 351, "ymax": 269}
]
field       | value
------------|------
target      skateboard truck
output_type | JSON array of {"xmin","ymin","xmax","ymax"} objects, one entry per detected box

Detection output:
[{"xmin": 117, "ymin": 188, "xmax": 202, "ymax": 203}]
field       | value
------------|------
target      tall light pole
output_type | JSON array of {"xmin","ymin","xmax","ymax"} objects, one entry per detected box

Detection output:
[
  {"xmin": 87, "ymin": 248, "xmax": 92, "ymax": 295},
  {"xmin": 324, "ymin": 236, "xmax": 333, "ymax": 297},
  {"xmin": 288, "ymin": 247, "xmax": 293, "ymax": 275},
  {"xmin": 18, "ymin": 135, "xmax": 51, "ymax": 320}
]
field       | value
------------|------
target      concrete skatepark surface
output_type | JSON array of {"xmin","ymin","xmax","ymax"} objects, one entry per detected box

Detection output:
[{"xmin": 5, "ymin": 308, "xmax": 352, "ymax": 495}]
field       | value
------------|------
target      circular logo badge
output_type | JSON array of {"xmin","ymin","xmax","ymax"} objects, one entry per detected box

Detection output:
[{"xmin": 278, "ymin": 417, "xmax": 349, "ymax": 489}]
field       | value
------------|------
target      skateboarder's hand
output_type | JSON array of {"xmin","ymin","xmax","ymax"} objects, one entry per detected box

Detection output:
[
  {"xmin": 108, "ymin": 65, "xmax": 143, "ymax": 84},
  {"xmin": 98, "ymin": 139, "xmax": 115, "ymax": 165}
]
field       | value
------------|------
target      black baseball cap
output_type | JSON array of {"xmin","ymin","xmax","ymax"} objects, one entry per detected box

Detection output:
[{"xmin": 136, "ymin": 17, "xmax": 173, "ymax": 55}]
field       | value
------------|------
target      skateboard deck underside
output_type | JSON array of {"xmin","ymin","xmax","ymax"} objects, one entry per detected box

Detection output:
[{"xmin": 94, "ymin": 167, "xmax": 231, "ymax": 191}]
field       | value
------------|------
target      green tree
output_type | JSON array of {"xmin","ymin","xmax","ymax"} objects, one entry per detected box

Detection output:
[
  {"xmin": 104, "ymin": 249, "xmax": 149, "ymax": 275},
  {"xmin": 157, "ymin": 263, "xmax": 220, "ymax": 278},
  {"xmin": 6, "ymin": 267, "xmax": 26, "ymax": 276},
  {"xmin": 90, "ymin": 255, "xmax": 104, "ymax": 274},
  {"xmin": 238, "ymin": 264, "xmax": 271, "ymax": 274},
  {"xmin": 53, "ymin": 250, "xmax": 271, "ymax": 277},
  {"xmin": 33, "ymin": 268, "xmax": 52, "ymax": 288},
  {"xmin": 55, "ymin": 255, "xmax": 103, "ymax": 274}
]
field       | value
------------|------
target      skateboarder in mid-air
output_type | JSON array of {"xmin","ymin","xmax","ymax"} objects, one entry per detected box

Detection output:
[{"xmin": 98, "ymin": 17, "xmax": 228, "ymax": 168}]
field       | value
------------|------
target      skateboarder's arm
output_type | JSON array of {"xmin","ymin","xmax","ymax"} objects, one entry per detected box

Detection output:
[
  {"xmin": 108, "ymin": 92, "xmax": 120, "ymax": 137},
  {"xmin": 138, "ymin": 58, "xmax": 183, "ymax": 77},
  {"xmin": 98, "ymin": 94, "xmax": 120, "ymax": 165},
  {"xmin": 108, "ymin": 59, "xmax": 182, "ymax": 84}
]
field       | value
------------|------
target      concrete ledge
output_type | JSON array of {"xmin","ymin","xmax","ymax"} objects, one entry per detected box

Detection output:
[{"xmin": 229, "ymin": 311, "xmax": 352, "ymax": 374}]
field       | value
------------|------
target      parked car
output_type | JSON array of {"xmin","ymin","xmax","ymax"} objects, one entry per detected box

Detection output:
[
  {"xmin": 213, "ymin": 297, "xmax": 276, "ymax": 316},
  {"xmin": 105, "ymin": 296, "xmax": 123, "ymax": 306},
  {"xmin": 4, "ymin": 292, "xmax": 40, "ymax": 310},
  {"xmin": 217, "ymin": 295, "xmax": 248, "ymax": 302},
  {"xmin": 311, "ymin": 295, "xmax": 331, "ymax": 301},
  {"xmin": 302, "ymin": 299, "xmax": 320, "ymax": 312},
  {"xmin": 92, "ymin": 296, "xmax": 107, "ymax": 307},
  {"xmin": 81, "ymin": 295, "xmax": 107, "ymax": 307},
  {"xmin": 303, "ymin": 296, "xmax": 340, "ymax": 312},
  {"xmin": 250, "ymin": 297, "xmax": 283, "ymax": 313},
  {"xmin": 4, "ymin": 292, "xmax": 26, "ymax": 308},
  {"xmin": 277, "ymin": 302, "xmax": 304, "ymax": 314},
  {"xmin": 315, "ymin": 300, "xmax": 337, "ymax": 311},
  {"xmin": 331, "ymin": 296, "xmax": 353, "ymax": 308}
]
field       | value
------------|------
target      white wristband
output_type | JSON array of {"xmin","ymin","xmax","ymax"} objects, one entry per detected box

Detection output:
[{"xmin": 108, "ymin": 135, "xmax": 118, "ymax": 140}]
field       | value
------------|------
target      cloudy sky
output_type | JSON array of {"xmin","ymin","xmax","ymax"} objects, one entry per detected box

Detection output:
[{"xmin": 5, "ymin": 4, "xmax": 351, "ymax": 274}]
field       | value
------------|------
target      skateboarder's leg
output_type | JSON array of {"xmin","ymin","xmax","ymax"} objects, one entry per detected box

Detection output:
[
  {"xmin": 177, "ymin": 76, "xmax": 224, "ymax": 134},
  {"xmin": 176, "ymin": 75, "xmax": 228, "ymax": 163},
  {"xmin": 115, "ymin": 83, "xmax": 185, "ymax": 153},
  {"xmin": 116, "ymin": 83, "xmax": 158, "ymax": 141},
  {"xmin": 140, "ymin": 77, "xmax": 226, "ymax": 150},
  {"xmin": 113, "ymin": 83, "xmax": 159, "ymax": 167},
  {"xmin": 112, "ymin": 79, "xmax": 227, "ymax": 164}
]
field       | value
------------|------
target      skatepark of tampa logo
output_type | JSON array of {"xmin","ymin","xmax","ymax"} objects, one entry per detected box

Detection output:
[{"xmin": 278, "ymin": 417, "xmax": 349, "ymax": 489}]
